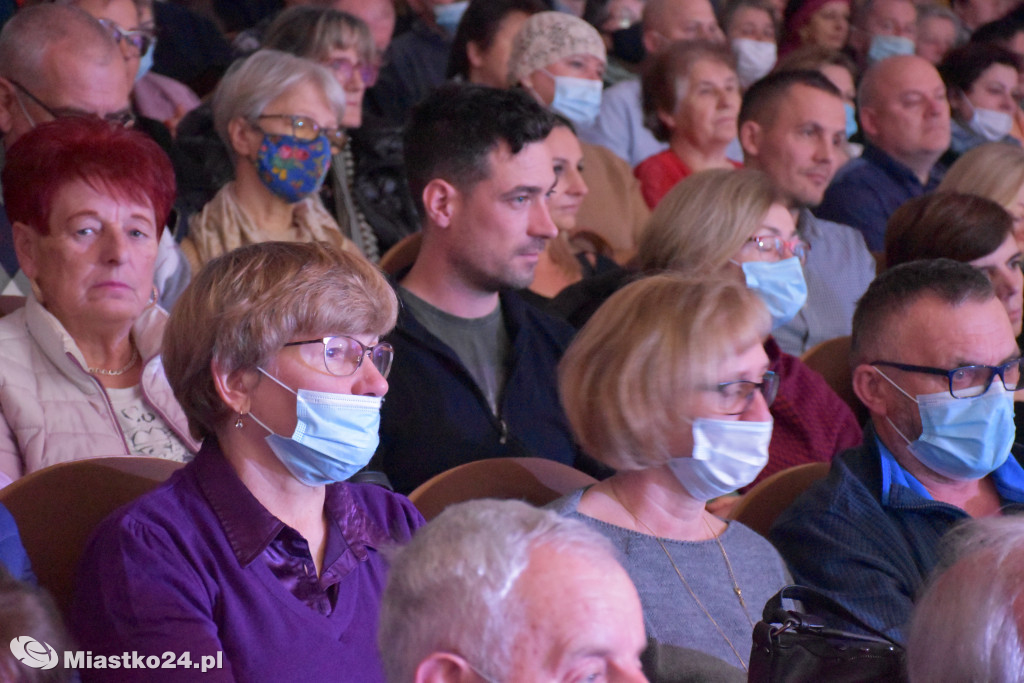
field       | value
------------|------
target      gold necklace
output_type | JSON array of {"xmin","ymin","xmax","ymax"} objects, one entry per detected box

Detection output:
[
  {"xmin": 88, "ymin": 344, "xmax": 139, "ymax": 376},
  {"xmin": 610, "ymin": 482, "xmax": 751, "ymax": 672}
]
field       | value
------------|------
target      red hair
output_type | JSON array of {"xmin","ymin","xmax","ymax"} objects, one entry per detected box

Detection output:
[{"xmin": 2, "ymin": 118, "xmax": 175, "ymax": 236}]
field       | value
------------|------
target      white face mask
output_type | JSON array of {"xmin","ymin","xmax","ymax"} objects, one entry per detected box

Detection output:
[
  {"xmin": 968, "ymin": 106, "xmax": 1013, "ymax": 142},
  {"xmin": 730, "ymin": 38, "xmax": 776, "ymax": 89},
  {"xmin": 667, "ymin": 418, "xmax": 773, "ymax": 500}
]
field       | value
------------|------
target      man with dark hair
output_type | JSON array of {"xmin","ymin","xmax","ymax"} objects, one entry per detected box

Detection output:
[
  {"xmin": 739, "ymin": 70, "xmax": 875, "ymax": 354},
  {"xmin": 373, "ymin": 84, "xmax": 585, "ymax": 495},
  {"xmin": 771, "ymin": 258, "xmax": 1024, "ymax": 644}
]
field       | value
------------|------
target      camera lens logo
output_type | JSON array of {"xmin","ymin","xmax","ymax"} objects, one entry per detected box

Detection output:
[{"xmin": 9, "ymin": 636, "xmax": 58, "ymax": 670}]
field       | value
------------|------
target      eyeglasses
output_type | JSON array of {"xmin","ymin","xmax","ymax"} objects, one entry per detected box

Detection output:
[
  {"xmin": 10, "ymin": 81, "xmax": 136, "ymax": 129},
  {"xmin": 322, "ymin": 57, "xmax": 379, "ymax": 87},
  {"xmin": 707, "ymin": 371, "xmax": 779, "ymax": 415},
  {"xmin": 871, "ymin": 358, "xmax": 1024, "ymax": 399},
  {"xmin": 97, "ymin": 18, "xmax": 156, "ymax": 56},
  {"xmin": 255, "ymin": 114, "xmax": 347, "ymax": 153},
  {"xmin": 746, "ymin": 235, "xmax": 811, "ymax": 265},
  {"xmin": 285, "ymin": 336, "xmax": 394, "ymax": 378}
]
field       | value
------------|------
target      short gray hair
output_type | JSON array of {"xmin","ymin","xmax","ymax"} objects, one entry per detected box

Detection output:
[
  {"xmin": 212, "ymin": 49, "xmax": 347, "ymax": 158},
  {"xmin": 908, "ymin": 517, "xmax": 1024, "ymax": 683},
  {"xmin": 377, "ymin": 499, "xmax": 619, "ymax": 683},
  {"xmin": 0, "ymin": 4, "xmax": 118, "ymax": 83}
]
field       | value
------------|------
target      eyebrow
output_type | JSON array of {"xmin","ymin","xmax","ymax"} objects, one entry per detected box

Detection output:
[{"xmin": 500, "ymin": 185, "xmax": 546, "ymax": 200}]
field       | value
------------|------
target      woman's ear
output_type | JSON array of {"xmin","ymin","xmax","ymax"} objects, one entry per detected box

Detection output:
[
  {"xmin": 227, "ymin": 116, "xmax": 257, "ymax": 158},
  {"xmin": 11, "ymin": 221, "xmax": 40, "ymax": 281},
  {"xmin": 211, "ymin": 360, "xmax": 260, "ymax": 416}
]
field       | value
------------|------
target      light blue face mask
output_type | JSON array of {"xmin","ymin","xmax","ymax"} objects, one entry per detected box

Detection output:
[
  {"xmin": 867, "ymin": 34, "xmax": 915, "ymax": 64},
  {"xmin": 249, "ymin": 369, "xmax": 383, "ymax": 486},
  {"xmin": 667, "ymin": 418, "xmax": 773, "ymax": 501},
  {"xmin": 736, "ymin": 256, "xmax": 808, "ymax": 329},
  {"xmin": 844, "ymin": 102, "xmax": 858, "ymax": 139},
  {"xmin": 135, "ymin": 39, "xmax": 156, "ymax": 83},
  {"xmin": 433, "ymin": 0, "xmax": 469, "ymax": 35},
  {"xmin": 545, "ymin": 71, "xmax": 603, "ymax": 127},
  {"xmin": 875, "ymin": 369, "xmax": 1015, "ymax": 480}
]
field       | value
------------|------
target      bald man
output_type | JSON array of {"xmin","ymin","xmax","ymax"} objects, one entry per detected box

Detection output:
[
  {"xmin": 816, "ymin": 55, "xmax": 950, "ymax": 251},
  {"xmin": 580, "ymin": 0, "xmax": 726, "ymax": 167}
]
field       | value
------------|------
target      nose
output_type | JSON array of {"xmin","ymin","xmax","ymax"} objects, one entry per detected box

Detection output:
[
  {"xmin": 528, "ymin": 196, "xmax": 559, "ymax": 240},
  {"xmin": 567, "ymin": 166, "xmax": 588, "ymax": 198},
  {"xmin": 351, "ymin": 358, "xmax": 389, "ymax": 398},
  {"xmin": 813, "ymin": 134, "xmax": 835, "ymax": 165},
  {"xmin": 101, "ymin": 227, "xmax": 129, "ymax": 264},
  {"xmin": 611, "ymin": 663, "xmax": 649, "ymax": 682}
]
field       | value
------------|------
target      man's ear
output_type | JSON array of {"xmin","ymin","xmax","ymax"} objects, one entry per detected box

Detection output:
[
  {"xmin": 211, "ymin": 360, "xmax": 260, "ymax": 416},
  {"xmin": 656, "ymin": 109, "xmax": 676, "ymax": 136},
  {"xmin": 643, "ymin": 30, "xmax": 665, "ymax": 55},
  {"xmin": 414, "ymin": 653, "xmax": 480, "ymax": 683},
  {"xmin": 852, "ymin": 363, "xmax": 891, "ymax": 417},
  {"xmin": 738, "ymin": 120, "xmax": 762, "ymax": 159},
  {"xmin": 11, "ymin": 221, "xmax": 40, "ymax": 281},
  {"xmin": 858, "ymin": 106, "xmax": 879, "ymax": 140},
  {"xmin": 0, "ymin": 77, "xmax": 18, "ymax": 138},
  {"xmin": 422, "ymin": 179, "xmax": 459, "ymax": 229}
]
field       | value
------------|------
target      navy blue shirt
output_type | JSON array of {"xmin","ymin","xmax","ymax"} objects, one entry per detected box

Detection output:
[{"xmin": 815, "ymin": 144, "xmax": 945, "ymax": 251}]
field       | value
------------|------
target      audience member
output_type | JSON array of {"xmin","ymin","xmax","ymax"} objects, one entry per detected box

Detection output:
[
  {"xmin": 778, "ymin": 0, "xmax": 850, "ymax": 57},
  {"xmin": 635, "ymin": 41, "xmax": 742, "ymax": 208},
  {"xmin": 951, "ymin": 0, "xmax": 1013, "ymax": 33},
  {"xmin": 817, "ymin": 55, "xmax": 950, "ymax": 251},
  {"xmin": 181, "ymin": 50, "xmax": 359, "ymax": 271},
  {"xmin": 771, "ymin": 258, "xmax": 1024, "ymax": 643},
  {"xmin": 938, "ymin": 42, "xmax": 1021, "ymax": 163},
  {"xmin": 72, "ymin": 241, "xmax": 424, "ymax": 682},
  {"xmin": 552, "ymin": 169, "xmax": 862, "ymax": 488},
  {"xmin": 378, "ymin": 499, "xmax": 649, "ymax": 683},
  {"xmin": 509, "ymin": 10, "xmax": 651, "ymax": 262},
  {"xmin": 847, "ymin": 0, "xmax": 917, "ymax": 69},
  {"xmin": 581, "ymin": 0, "xmax": 725, "ymax": 167},
  {"xmin": 915, "ymin": 4, "xmax": 960, "ymax": 66},
  {"xmin": 740, "ymin": 70, "xmax": 875, "ymax": 354},
  {"xmin": 334, "ymin": 0, "xmax": 397, "ymax": 54},
  {"xmin": 939, "ymin": 142, "xmax": 1024, "ymax": 246},
  {"xmin": 0, "ymin": 118, "xmax": 198, "ymax": 487},
  {"xmin": 371, "ymin": 84, "xmax": 585, "ymax": 495},
  {"xmin": 722, "ymin": 0, "xmax": 778, "ymax": 88},
  {"xmin": 446, "ymin": 0, "xmax": 547, "ymax": 87},
  {"xmin": 0, "ymin": 4, "xmax": 188, "ymax": 310},
  {"xmin": 907, "ymin": 517, "xmax": 1024, "ymax": 683},
  {"xmin": 0, "ymin": 567, "xmax": 73, "ymax": 683},
  {"xmin": 551, "ymin": 274, "xmax": 789, "ymax": 674},
  {"xmin": 582, "ymin": 0, "xmax": 647, "ymax": 86}
]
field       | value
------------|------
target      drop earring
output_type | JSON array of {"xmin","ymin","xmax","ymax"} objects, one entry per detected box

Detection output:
[{"xmin": 235, "ymin": 413, "xmax": 245, "ymax": 429}]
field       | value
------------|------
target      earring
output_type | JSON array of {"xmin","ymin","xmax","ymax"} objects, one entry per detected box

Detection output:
[
  {"xmin": 149, "ymin": 285, "xmax": 159, "ymax": 306},
  {"xmin": 235, "ymin": 413, "xmax": 245, "ymax": 429}
]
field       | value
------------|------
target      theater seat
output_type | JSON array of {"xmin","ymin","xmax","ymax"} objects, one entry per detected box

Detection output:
[
  {"xmin": 728, "ymin": 462, "xmax": 830, "ymax": 538},
  {"xmin": 408, "ymin": 457, "xmax": 597, "ymax": 521},
  {"xmin": 0, "ymin": 457, "xmax": 184, "ymax": 616},
  {"xmin": 800, "ymin": 335, "xmax": 868, "ymax": 425}
]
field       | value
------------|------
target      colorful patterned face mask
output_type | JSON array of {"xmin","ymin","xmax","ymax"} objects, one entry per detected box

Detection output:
[{"xmin": 253, "ymin": 132, "xmax": 332, "ymax": 204}]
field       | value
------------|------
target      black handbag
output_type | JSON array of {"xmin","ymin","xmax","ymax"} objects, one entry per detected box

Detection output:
[{"xmin": 748, "ymin": 585, "xmax": 907, "ymax": 683}]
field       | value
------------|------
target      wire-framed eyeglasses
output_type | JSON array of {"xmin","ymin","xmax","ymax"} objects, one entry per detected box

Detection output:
[
  {"xmin": 746, "ymin": 235, "xmax": 811, "ymax": 265},
  {"xmin": 870, "ymin": 358, "xmax": 1024, "ymax": 399},
  {"xmin": 284, "ymin": 336, "xmax": 394, "ymax": 379},
  {"xmin": 97, "ymin": 18, "xmax": 156, "ymax": 56},
  {"xmin": 255, "ymin": 114, "xmax": 347, "ymax": 154},
  {"xmin": 10, "ymin": 80, "xmax": 136, "ymax": 128},
  {"xmin": 707, "ymin": 371, "xmax": 780, "ymax": 415}
]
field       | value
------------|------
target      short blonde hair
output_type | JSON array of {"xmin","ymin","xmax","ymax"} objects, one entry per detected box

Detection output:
[
  {"xmin": 635, "ymin": 168, "xmax": 781, "ymax": 274},
  {"xmin": 162, "ymin": 241, "xmax": 398, "ymax": 440},
  {"xmin": 559, "ymin": 274, "xmax": 770, "ymax": 470},
  {"xmin": 938, "ymin": 143, "xmax": 1024, "ymax": 211}
]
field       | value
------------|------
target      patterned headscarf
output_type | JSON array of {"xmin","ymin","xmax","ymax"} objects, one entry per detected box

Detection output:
[{"xmin": 507, "ymin": 11, "xmax": 606, "ymax": 87}]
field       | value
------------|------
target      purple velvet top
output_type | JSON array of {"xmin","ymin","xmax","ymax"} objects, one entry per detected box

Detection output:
[{"xmin": 70, "ymin": 439, "xmax": 424, "ymax": 682}]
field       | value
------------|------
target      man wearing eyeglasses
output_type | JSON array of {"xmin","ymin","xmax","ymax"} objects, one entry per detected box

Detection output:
[
  {"xmin": 770, "ymin": 258, "xmax": 1024, "ymax": 645},
  {"xmin": 739, "ymin": 69, "xmax": 877, "ymax": 356}
]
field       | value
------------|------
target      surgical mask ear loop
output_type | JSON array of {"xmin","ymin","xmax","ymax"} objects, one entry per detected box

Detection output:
[
  {"xmin": 244, "ymin": 368, "xmax": 299, "ymax": 437},
  {"xmin": 873, "ymin": 366, "xmax": 918, "ymax": 446}
]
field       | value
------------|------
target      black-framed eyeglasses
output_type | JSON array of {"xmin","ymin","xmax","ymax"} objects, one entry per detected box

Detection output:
[
  {"xmin": 10, "ymin": 80, "xmax": 136, "ymax": 128},
  {"xmin": 745, "ymin": 235, "xmax": 811, "ymax": 265},
  {"xmin": 255, "ymin": 114, "xmax": 347, "ymax": 154},
  {"xmin": 871, "ymin": 358, "xmax": 1024, "ymax": 399},
  {"xmin": 284, "ymin": 336, "xmax": 394, "ymax": 378},
  {"xmin": 322, "ymin": 56, "xmax": 379, "ymax": 87},
  {"xmin": 97, "ymin": 18, "xmax": 156, "ymax": 56},
  {"xmin": 707, "ymin": 371, "xmax": 779, "ymax": 415}
]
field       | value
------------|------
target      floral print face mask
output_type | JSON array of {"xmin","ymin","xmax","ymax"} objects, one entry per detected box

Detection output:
[{"xmin": 253, "ymin": 132, "xmax": 331, "ymax": 204}]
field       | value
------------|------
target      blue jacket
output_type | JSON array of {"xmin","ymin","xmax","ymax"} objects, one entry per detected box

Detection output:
[
  {"xmin": 373, "ymin": 289, "xmax": 582, "ymax": 495},
  {"xmin": 0, "ymin": 502, "xmax": 34, "ymax": 584},
  {"xmin": 770, "ymin": 423, "xmax": 1024, "ymax": 643}
]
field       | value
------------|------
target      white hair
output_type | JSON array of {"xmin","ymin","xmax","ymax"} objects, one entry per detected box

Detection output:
[
  {"xmin": 377, "ymin": 499, "xmax": 619, "ymax": 683},
  {"xmin": 907, "ymin": 516, "xmax": 1024, "ymax": 683}
]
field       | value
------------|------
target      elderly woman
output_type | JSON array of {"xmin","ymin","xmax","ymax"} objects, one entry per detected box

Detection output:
[
  {"xmin": 939, "ymin": 142, "xmax": 1024, "ymax": 246},
  {"xmin": 70, "ymin": 241, "xmax": 424, "ymax": 682},
  {"xmin": 509, "ymin": 10, "xmax": 650, "ymax": 263},
  {"xmin": 181, "ymin": 49, "xmax": 358, "ymax": 270},
  {"xmin": 0, "ymin": 118, "xmax": 197, "ymax": 487},
  {"xmin": 552, "ymin": 169, "xmax": 862, "ymax": 491},
  {"xmin": 550, "ymin": 274, "xmax": 790, "ymax": 673},
  {"xmin": 635, "ymin": 41, "xmax": 743, "ymax": 209},
  {"xmin": 939, "ymin": 43, "xmax": 1022, "ymax": 163},
  {"xmin": 722, "ymin": 0, "xmax": 779, "ymax": 88},
  {"xmin": 779, "ymin": 0, "xmax": 850, "ymax": 57}
]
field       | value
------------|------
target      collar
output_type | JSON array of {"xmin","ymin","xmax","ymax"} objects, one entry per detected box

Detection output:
[
  {"xmin": 195, "ymin": 439, "xmax": 390, "ymax": 567},
  {"xmin": 877, "ymin": 436, "xmax": 932, "ymax": 503},
  {"xmin": 860, "ymin": 143, "xmax": 944, "ymax": 190}
]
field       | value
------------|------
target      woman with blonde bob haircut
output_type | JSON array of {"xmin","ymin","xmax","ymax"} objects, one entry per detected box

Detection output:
[
  {"xmin": 71, "ymin": 241, "xmax": 424, "ymax": 682},
  {"xmin": 939, "ymin": 142, "xmax": 1024, "ymax": 247},
  {"xmin": 551, "ymin": 274, "xmax": 789, "ymax": 673}
]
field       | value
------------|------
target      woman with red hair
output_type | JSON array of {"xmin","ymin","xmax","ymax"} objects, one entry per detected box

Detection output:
[
  {"xmin": 779, "ymin": 0, "xmax": 851, "ymax": 57},
  {"xmin": 0, "ymin": 117, "xmax": 198, "ymax": 487}
]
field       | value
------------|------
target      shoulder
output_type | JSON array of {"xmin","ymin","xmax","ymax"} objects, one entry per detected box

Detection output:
[
  {"xmin": 502, "ymin": 291, "xmax": 576, "ymax": 348},
  {"xmin": 339, "ymin": 482, "xmax": 425, "ymax": 542},
  {"xmin": 546, "ymin": 486, "xmax": 587, "ymax": 516}
]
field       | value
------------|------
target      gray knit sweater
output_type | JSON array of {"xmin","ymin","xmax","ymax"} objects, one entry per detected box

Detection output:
[{"xmin": 549, "ymin": 487, "xmax": 790, "ymax": 670}]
